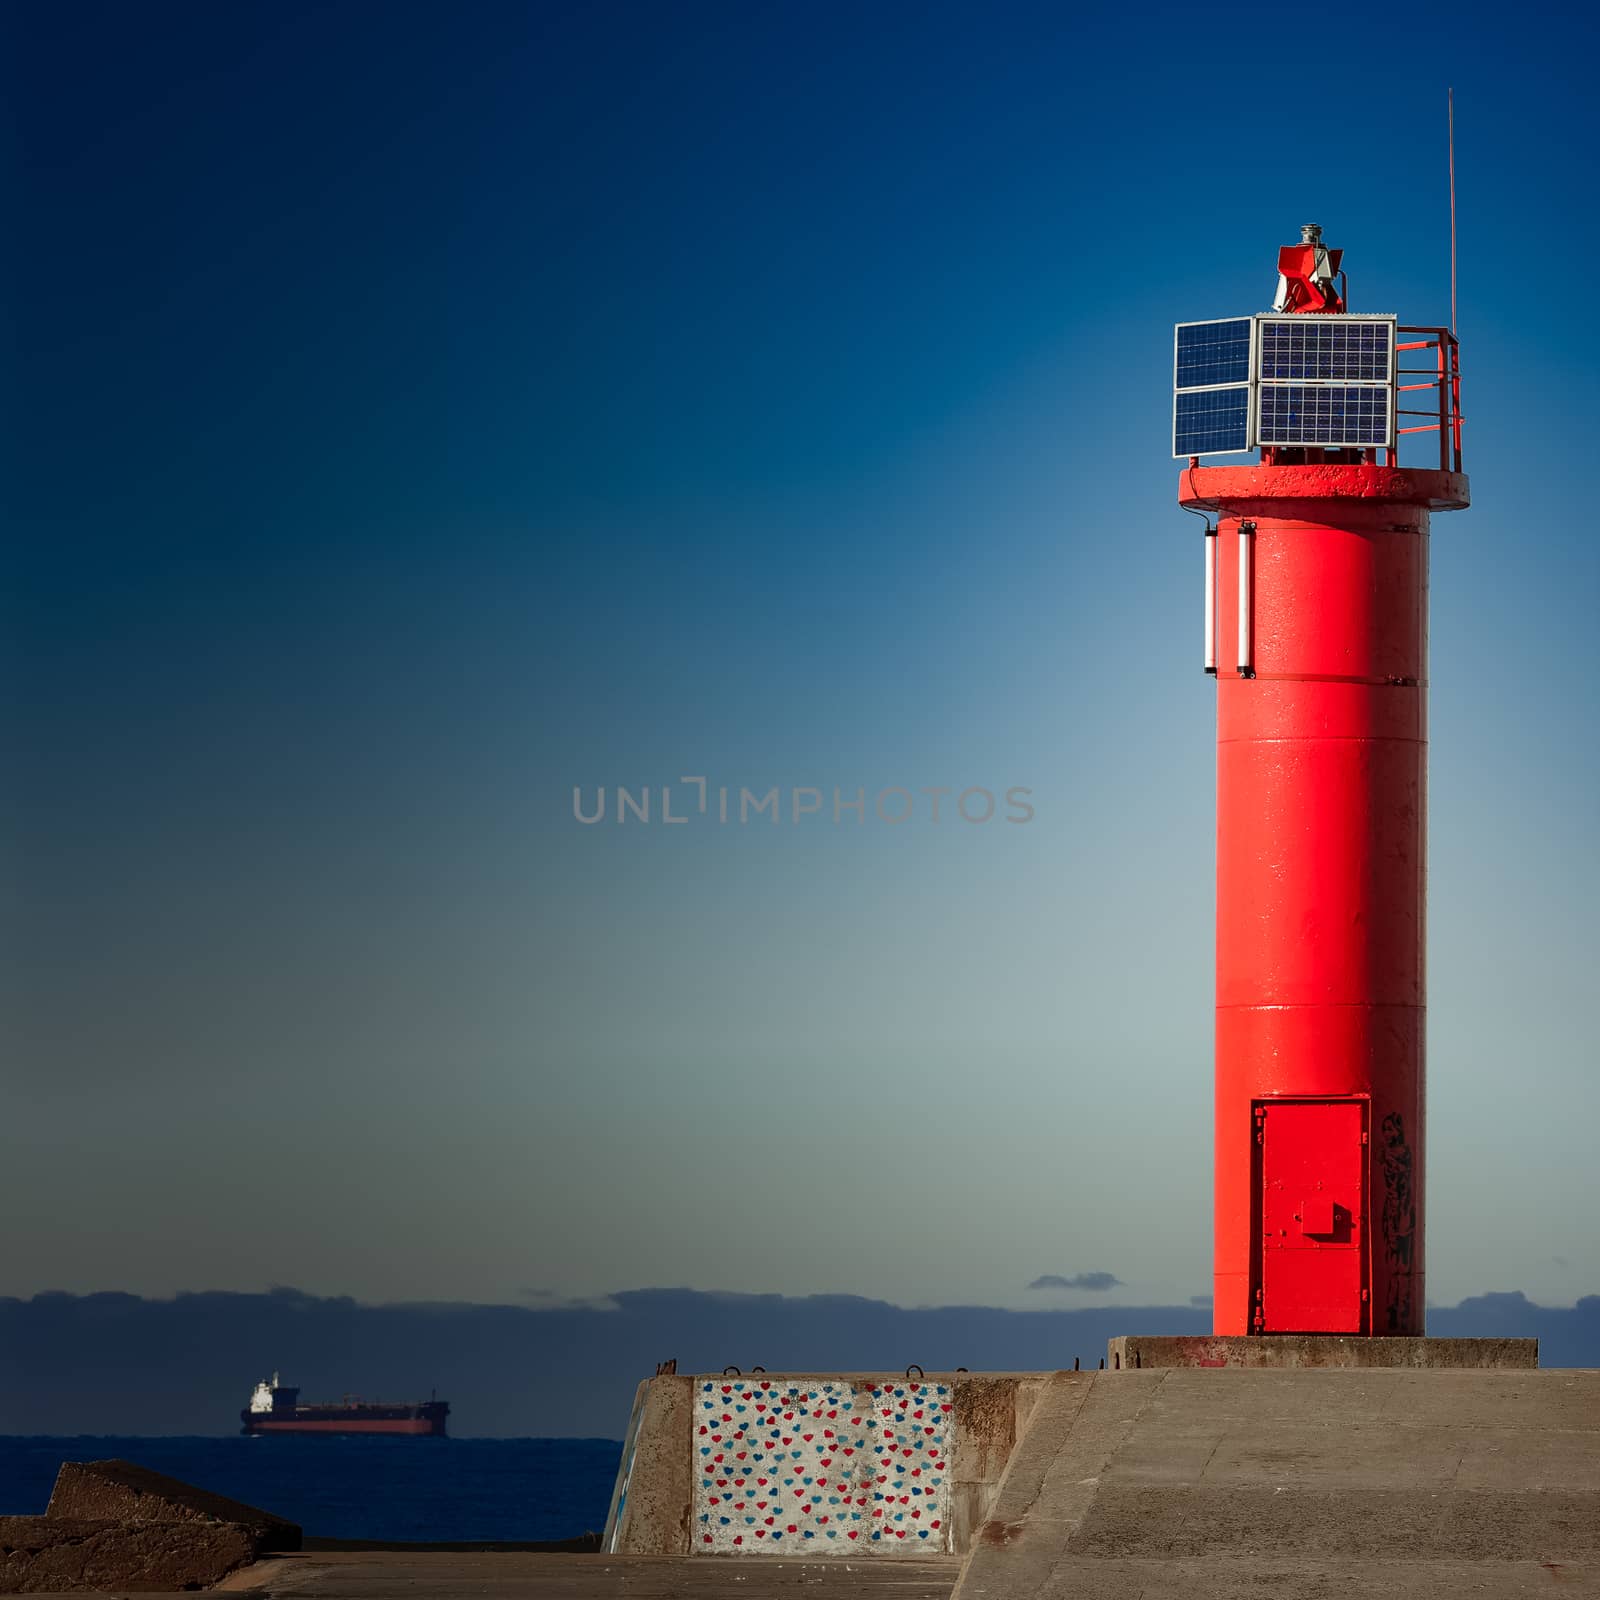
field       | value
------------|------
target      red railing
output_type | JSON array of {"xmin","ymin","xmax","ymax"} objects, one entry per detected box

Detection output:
[{"xmin": 1389, "ymin": 326, "xmax": 1462, "ymax": 472}]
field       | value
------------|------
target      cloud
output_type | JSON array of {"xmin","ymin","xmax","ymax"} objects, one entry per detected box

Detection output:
[
  {"xmin": 1027, "ymin": 1272, "xmax": 1123, "ymax": 1292},
  {"xmin": 517, "ymin": 1289, "xmax": 621, "ymax": 1312}
]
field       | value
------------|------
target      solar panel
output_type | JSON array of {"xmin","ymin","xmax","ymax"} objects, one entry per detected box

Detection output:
[
  {"xmin": 1258, "ymin": 317, "xmax": 1392, "ymax": 382},
  {"xmin": 1257, "ymin": 384, "xmax": 1391, "ymax": 447},
  {"xmin": 1175, "ymin": 319, "xmax": 1252, "ymax": 389},
  {"xmin": 1175, "ymin": 387, "xmax": 1251, "ymax": 456},
  {"xmin": 1174, "ymin": 312, "xmax": 1397, "ymax": 454}
]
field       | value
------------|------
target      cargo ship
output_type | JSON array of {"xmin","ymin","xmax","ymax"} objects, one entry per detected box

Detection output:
[{"xmin": 240, "ymin": 1374, "xmax": 450, "ymax": 1436}]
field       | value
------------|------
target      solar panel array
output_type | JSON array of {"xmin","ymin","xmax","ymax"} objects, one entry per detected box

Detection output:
[{"xmin": 1173, "ymin": 315, "xmax": 1395, "ymax": 456}]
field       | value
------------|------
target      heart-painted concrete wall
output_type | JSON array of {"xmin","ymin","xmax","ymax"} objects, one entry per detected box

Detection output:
[
  {"xmin": 691, "ymin": 1376, "xmax": 952, "ymax": 1552},
  {"xmin": 603, "ymin": 1371, "xmax": 1046, "ymax": 1557}
]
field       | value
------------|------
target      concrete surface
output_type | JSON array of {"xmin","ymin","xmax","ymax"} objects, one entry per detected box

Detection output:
[
  {"xmin": 603, "ymin": 1373, "xmax": 1044, "ymax": 1556},
  {"xmin": 214, "ymin": 1549, "xmax": 959, "ymax": 1598},
  {"xmin": 47, "ymin": 1461, "xmax": 301, "ymax": 1553},
  {"xmin": 954, "ymin": 1367, "xmax": 1600, "ymax": 1599},
  {"xmin": 1108, "ymin": 1334, "xmax": 1539, "ymax": 1370},
  {"xmin": 0, "ymin": 1515, "xmax": 260, "ymax": 1593}
]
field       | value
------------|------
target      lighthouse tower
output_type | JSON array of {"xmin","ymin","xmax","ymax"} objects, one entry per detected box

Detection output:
[{"xmin": 1174, "ymin": 227, "xmax": 1467, "ymax": 1338}]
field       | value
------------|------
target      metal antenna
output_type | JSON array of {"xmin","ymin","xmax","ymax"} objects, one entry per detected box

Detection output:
[{"xmin": 1449, "ymin": 88, "xmax": 1458, "ymax": 337}]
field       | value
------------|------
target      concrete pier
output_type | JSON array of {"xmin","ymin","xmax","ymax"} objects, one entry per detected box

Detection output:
[{"xmin": 25, "ymin": 1352, "xmax": 1596, "ymax": 1596}]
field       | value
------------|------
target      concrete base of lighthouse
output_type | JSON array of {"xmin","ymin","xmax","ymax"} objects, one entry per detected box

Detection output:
[{"xmin": 1106, "ymin": 1334, "xmax": 1538, "ymax": 1370}]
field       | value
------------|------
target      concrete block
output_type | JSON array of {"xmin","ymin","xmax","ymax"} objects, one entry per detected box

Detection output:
[
  {"xmin": 47, "ymin": 1458, "xmax": 301, "ymax": 1551},
  {"xmin": 0, "ymin": 1515, "xmax": 258, "ymax": 1593},
  {"xmin": 604, "ymin": 1374, "xmax": 694, "ymax": 1556},
  {"xmin": 951, "ymin": 1376, "xmax": 1025, "ymax": 1487},
  {"xmin": 606, "ymin": 1371, "xmax": 1049, "ymax": 1558}
]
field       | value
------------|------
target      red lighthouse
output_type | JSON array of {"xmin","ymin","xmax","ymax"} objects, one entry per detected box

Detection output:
[{"xmin": 1174, "ymin": 227, "xmax": 1467, "ymax": 1337}]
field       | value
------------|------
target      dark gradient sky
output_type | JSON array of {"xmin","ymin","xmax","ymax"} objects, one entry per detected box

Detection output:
[{"xmin": 5, "ymin": 2, "xmax": 1596, "ymax": 1312}]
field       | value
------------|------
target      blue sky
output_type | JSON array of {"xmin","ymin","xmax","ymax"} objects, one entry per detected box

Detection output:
[{"xmin": 5, "ymin": 0, "xmax": 1596, "ymax": 1316}]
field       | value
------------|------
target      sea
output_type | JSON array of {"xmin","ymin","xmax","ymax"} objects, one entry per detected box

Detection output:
[{"xmin": 0, "ymin": 1436, "xmax": 624, "ymax": 1544}]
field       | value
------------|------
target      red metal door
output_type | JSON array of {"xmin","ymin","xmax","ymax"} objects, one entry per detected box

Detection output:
[{"xmin": 1255, "ymin": 1099, "xmax": 1368, "ymax": 1334}]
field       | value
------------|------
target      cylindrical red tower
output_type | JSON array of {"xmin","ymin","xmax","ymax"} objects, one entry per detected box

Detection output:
[{"xmin": 1176, "ymin": 233, "xmax": 1468, "ymax": 1337}]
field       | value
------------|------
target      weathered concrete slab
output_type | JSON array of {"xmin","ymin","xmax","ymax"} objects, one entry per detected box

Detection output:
[
  {"xmin": 954, "ymin": 1368, "xmax": 1600, "ymax": 1600},
  {"xmin": 994, "ymin": 1557, "xmax": 1598, "ymax": 1597},
  {"xmin": 47, "ymin": 1459, "xmax": 301, "ymax": 1552},
  {"xmin": 0, "ymin": 1515, "xmax": 259, "ymax": 1593},
  {"xmin": 1068, "ymin": 1484, "xmax": 1600, "ymax": 1557},
  {"xmin": 1107, "ymin": 1334, "xmax": 1539, "ymax": 1369}
]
